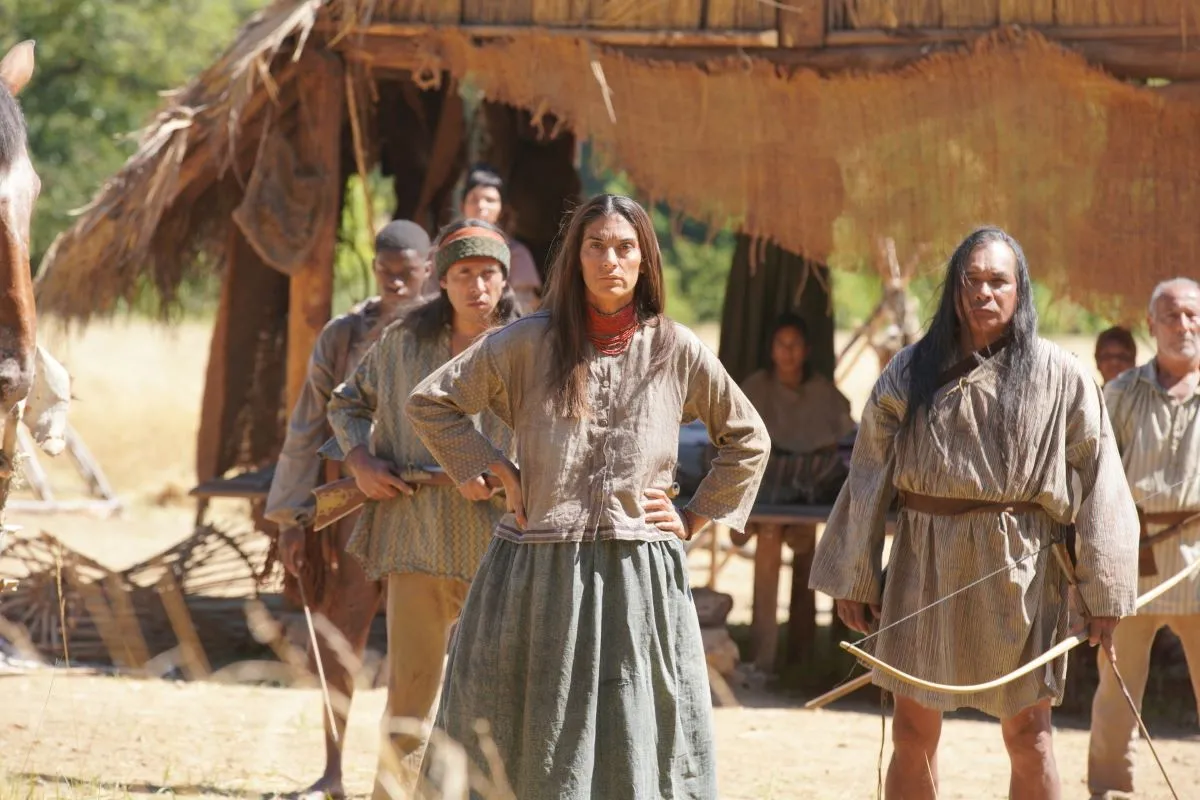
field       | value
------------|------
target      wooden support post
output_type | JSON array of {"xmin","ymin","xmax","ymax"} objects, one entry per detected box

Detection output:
[
  {"xmin": 104, "ymin": 573, "xmax": 150, "ymax": 668},
  {"xmin": 751, "ymin": 523, "xmax": 784, "ymax": 672},
  {"xmin": 157, "ymin": 569, "xmax": 212, "ymax": 680},
  {"xmin": 785, "ymin": 524, "xmax": 818, "ymax": 666},
  {"xmin": 778, "ymin": 0, "xmax": 826, "ymax": 48},
  {"xmin": 197, "ymin": 211, "xmax": 291, "ymax": 483},
  {"xmin": 285, "ymin": 51, "xmax": 344, "ymax": 414},
  {"xmin": 68, "ymin": 569, "xmax": 130, "ymax": 669}
]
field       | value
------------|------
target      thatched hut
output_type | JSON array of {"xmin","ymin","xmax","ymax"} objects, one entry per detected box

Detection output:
[{"xmin": 34, "ymin": 0, "xmax": 1200, "ymax": 489}]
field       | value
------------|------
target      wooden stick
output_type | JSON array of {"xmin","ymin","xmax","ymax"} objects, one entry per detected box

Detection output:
[
  {"xmin": 805, "ymin": 671, "xmax": 874, "ymax": 710},
  {"xmin": 825, "ymin": 25, "xmax": 1196, "ymax": 47},
  {"xmin": 321, "ymin": 22, "xmax": 780, "ymax": 48},
  {"xmin": 603, "ymin": 39, "xmax": 1200, "ymax": 81},
  {"xmin": 104, "ymin": 573, "xmax": 151, "ymax": 668},
  {"xmin": 15, "ymin": 426, "xmax": 52, "ymax": 501},
  {"xmin": 344, "ymin": 68, "xmax": 376, "ymax": 237},
  {"xmin": 64, "ymin": 425, "xmax": 117, "ymax": 501},
  {"xmin": 156, "ymin": 569, "xmax": 212, "ymax": 679},
  {"xmin": 67, "ymin": 567, "xmax": 129, "ymax": 668}
]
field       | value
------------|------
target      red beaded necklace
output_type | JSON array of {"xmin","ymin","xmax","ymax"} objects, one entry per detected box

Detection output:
[{"xmin": 587, "ymin": 302, "xmax": 639, "ymax": 356}]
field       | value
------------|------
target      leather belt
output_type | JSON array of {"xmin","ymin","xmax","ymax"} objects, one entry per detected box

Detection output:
[
  {"xmin": 1139, "ymin": 510, "xmax": 1200, "ymax": 527},
  {"xmin": 897, "ymin": 491, "xmax": 1044, "ymax": 517},
  {"xmin": 1137, "ymin": 508, "xmax": 1200, "ymax": 577}
]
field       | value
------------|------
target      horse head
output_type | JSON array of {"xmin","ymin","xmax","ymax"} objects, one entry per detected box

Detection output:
[{"xmin": 0, "ymin": 40, "xmax": 38, "ymax": 417}]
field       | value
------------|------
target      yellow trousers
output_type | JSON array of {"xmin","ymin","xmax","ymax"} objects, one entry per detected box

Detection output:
[
  {"xmin": 371, "ymin": 572, "xmax": 469, "ymax": 800},
  {"xmin": 1087, "ymin": 613, "xmax": 1200, "ymax": 796}
]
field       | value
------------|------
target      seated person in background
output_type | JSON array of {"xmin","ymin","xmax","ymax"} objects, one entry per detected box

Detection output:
[
  {"xmin": 1094, "ymin": 325, "xmax": 1137, "ymax": 385},
  {"xmin": 459, "ymin": 163, "xmax": 544, "ymax": 313},
  {"xmin": 741, "ymin": 314, "xmax": 856, "ymax": 504}
]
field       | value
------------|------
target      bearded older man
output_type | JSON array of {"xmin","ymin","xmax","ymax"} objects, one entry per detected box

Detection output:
[{"xmin": 1087, "ymin": 277, "xmax": 1200, "ymax": 800}]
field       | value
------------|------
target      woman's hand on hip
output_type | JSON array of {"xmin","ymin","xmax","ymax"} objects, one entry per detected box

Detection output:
[
  {"xmin": 643, "ymin": 488, "xmax": 686, "ymax": 541},
  {"xmin": 456, "ymin": 475, "xmax": 494, "ymax": 502},
  {"xmin": 489, "ymin": 458, "xmax": 526, "ymax": 528}
]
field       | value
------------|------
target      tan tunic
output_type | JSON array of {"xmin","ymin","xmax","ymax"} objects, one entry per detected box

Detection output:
[
  {"xmin": 740, "ymin": 369, "xmax": 856, "ymax": 454},
  {"xmin": 810, "ymin": 338, "xmax": 1139, "ymax": 718},
  {"xmin": 1105, "ymin": 360, "xmax": 1200, "ymax": 615},
  {"xmin": 405, "ymin": 312, "xmax": 770, "ymax": 543},
  {"xmin": 264, "ymin": 298, "xmax": 383, "ymax": 529},
  {"xmin": 326, "ymin": 323, "xmax": 511, "ymax": 582},
  {"xmin": 508, "ymin": 238, "xmax": 542, "ymax": 312}
]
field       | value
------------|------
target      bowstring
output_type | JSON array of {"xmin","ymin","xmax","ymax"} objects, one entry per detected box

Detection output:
[
  {"xmin": 855, "ymin": 538, "xmax": 1057, "ymax": 648},
  {"xmin": 1128, "ymin": 472, "xmax": 1200, "ymax": 509}
]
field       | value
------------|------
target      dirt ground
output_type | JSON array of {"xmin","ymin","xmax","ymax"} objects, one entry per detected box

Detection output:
[
  {"xmin": 2, "ymin": 319, "xmax": 1195, "ymax": 799},
  {"xmin": 1, "ymin": 671, "xmax": 1197, "ymax": 800}
]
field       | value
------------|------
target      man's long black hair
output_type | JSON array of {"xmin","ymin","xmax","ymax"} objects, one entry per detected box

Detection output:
[{"xmin": 902, "ymin": 227, "xmax": 1039, "ymax": 432}]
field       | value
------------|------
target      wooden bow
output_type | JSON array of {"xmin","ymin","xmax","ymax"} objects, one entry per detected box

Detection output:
[{"xmin": 841, "ymin": 555, "xmax": 1200, "ymax": 695}]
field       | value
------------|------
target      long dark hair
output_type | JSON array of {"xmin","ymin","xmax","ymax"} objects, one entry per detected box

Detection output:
[
  {"xmin": 903, "ymin": 226, "xmax": 1038, "ymax": 430},
  {"xmin": 542, "ymin": 194, "xmax": 675, "ymax": 417},
  {"xmin": 766, "ymin": 312, "xmax": 813, "ymax": 381},
  {"xmin": 403, "ymin": 218, "xmax": 520, "ymax": 340}
]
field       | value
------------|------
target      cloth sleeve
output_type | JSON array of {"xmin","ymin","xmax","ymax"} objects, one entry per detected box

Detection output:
[
  {"xmin": 808, "ymin": 373, "xmax": 902, "ymax": 605},
  {"xmin": 405, "ymin": 335, "xmax": 512, "ymax": 485},
  {"xmin": 327, "ymin": 337, "xmax": 381, "ymax": 459},
  {"xmin": 681, "ymin": 343, "xmax": 770, "ymax": 533},
  {"xmin": 1066, "ymin": 379, "xmax": 1140, "ymax": 617},
  {"xmin": 263, "ymin": 320, "xmax": 350, "ymax": 529}
]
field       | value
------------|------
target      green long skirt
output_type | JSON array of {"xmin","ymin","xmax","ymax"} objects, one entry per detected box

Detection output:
[{"xmin": 422, "ymin": 536, "xmax": 717, "ymax": 800}]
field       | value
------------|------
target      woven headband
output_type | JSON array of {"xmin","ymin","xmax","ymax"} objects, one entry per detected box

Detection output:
[{"xmin": 435, "ymin": 226, "xmax": 510, "ymax": 277}]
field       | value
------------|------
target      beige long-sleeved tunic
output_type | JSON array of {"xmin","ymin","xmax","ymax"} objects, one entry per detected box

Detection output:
[
  {"xmin": 740, "ymin": 369, "xmax": 856, "ymax": 454},
  {"xmin": 264, "ymin": 298, "xmax": 382, "ymax": 530},
  {"xmin": 405, "ymin": 312, "xmax": 770, "ymax": 544},
  {"xmin": 810, "ymin": 338, "xmax": 1139, "ymax": 719},
  {"xmin": 1105, "ymin": 360, "xmax": 1200, "ymax": 615},
  {"xmin": 326, "ymin": 323, "xmax": 511, "ymax": 582}
]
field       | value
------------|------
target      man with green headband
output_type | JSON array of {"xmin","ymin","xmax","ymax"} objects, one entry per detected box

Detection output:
[{"xmin": 326, "ymin": 218, "xmax": 521, "ymax": 799}]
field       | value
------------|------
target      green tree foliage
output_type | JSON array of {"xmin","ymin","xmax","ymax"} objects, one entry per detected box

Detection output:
[{"xmin": 1, "ymin": 0, "xmax": 263, "ymax": 269}]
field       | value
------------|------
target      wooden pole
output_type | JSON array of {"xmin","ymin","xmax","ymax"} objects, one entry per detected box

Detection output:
[
  {"xmin": 785, "ymin": 524, "xmax": 818, "ymax": 666},
  {"xmin": 778, "ymin": 0, "xmax": 826, "ymax": 49},
  {"xmin": 321, "ymin": 22, "xmax": 780, "ymax": 48},
  {"xmin": 285, "ymin": 51, "xmax": 344, "ymax": 413},
  {"xmin": 157, "ymin": 569, "xmax": 212, "ymax": 680},
  {"xmin": 823, "ymin": 24, "xmax": 1199, "ymax": 46},
  {"xmin": 104, "ymin": 573, "xmax": 150, "ymax": 668},
  {"xmin": 751, "ymin": 523, "xmax": 784, "ymax": 672}
]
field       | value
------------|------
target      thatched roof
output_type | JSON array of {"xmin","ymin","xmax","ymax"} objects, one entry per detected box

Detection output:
[{"xmin": 35, "ymin": 0, "xmax": 1200, "ymax": 323}]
